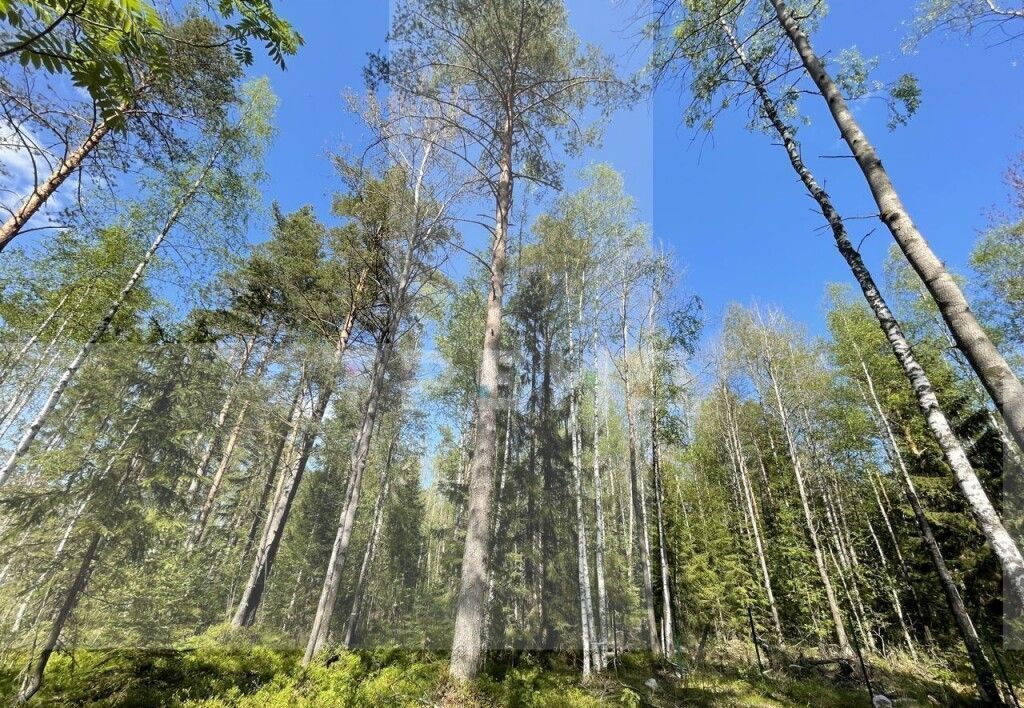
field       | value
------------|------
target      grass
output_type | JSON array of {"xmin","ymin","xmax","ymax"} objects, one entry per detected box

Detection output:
[{"xmin": 0, "ymin": 634, "xmax": 1005, "ymax": 706}]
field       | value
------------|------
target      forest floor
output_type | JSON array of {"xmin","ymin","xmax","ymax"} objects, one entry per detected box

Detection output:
[{"xmin": 0, "ymin": 631, "xmax": 1008, "ymax": 707}]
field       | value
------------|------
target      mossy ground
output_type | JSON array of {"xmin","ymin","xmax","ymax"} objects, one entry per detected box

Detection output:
[{"xmin": 0, "ymin": 633, "xmax": 1010, "ymax": 706}]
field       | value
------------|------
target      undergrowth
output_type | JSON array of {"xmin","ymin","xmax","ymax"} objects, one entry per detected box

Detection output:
[{"xmin": 0, "ymin": 630, "xmax": 1007, "ymax": 706}]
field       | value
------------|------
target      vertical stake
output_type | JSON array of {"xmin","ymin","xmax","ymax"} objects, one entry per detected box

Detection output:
[
  {"xmin": 748, "ymin": 607, "xmax": 764, "ymax": 673},
  {"xmin": 988, "ymin": 639, "xmax": 1020, "ymax": 708},
  {"xmin": 847, "ymin": 613, "xmax": 874, "ymax": 704}
]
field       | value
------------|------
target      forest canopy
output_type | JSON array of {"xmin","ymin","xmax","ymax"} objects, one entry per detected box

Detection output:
[{"xmin": 0, "ymin": 0, "xmax": 1021, "ymax": 706}]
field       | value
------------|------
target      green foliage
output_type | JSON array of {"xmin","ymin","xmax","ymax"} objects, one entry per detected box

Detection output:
[{"xmin": 0, "ymin": 0, "xmax": 300, "ymax": 122}]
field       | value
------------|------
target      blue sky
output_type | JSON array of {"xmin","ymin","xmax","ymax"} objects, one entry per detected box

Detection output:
[{"xmin": 246, "ymin": 0, "xmax": 1023, "ymax": 341}]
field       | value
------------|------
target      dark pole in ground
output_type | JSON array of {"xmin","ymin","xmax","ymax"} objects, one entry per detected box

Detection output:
[
  {"xmin": 988, "ymin": 639, "xmax": 1020, "ymax": 708},
  {"xmin": 748, "ymin": 607, "xmax": 763, "ymax": 674},
  {"xmin": 846, "ymin": 614, "xmax": 874, "ymax": 704}
]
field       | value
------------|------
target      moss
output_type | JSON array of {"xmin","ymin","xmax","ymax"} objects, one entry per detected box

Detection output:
[{"xmin": 1, "ymin": 644, "xmax": 991, "ymax": 707}]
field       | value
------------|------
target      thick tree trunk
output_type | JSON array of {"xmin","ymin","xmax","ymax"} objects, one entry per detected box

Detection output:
[
  {"xmin": 722, "ymin": 16, "xmax": 1024, "ymax": 615},
  {"xmin": 0, "ymin": 154, "xmax": 216, "ymax": 486},
  {"xmin": 450, "ymin": 127, "xmax": 512, "ymax": 682},
  {"xmin": 770, "ymin": 0, "xmax": 1024, "ymax": 453}
]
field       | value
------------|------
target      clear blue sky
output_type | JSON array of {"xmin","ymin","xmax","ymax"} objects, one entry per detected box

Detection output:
[{"xmin": 247, "ymin": 1, "xmax": 1023, "ymax": 340}]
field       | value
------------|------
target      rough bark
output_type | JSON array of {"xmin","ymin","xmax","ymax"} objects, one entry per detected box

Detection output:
[
  {"xmin": 770, "ymin": 0, "xmax": 1024, "ymax": 453},
  {"xmin": 449, "ymin": 125, "xmax": 512, "ymax": 682}
]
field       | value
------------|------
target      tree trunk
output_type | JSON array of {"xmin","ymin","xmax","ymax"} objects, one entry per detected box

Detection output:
[
  {"xmin": 763, "ymin": 347, "xmax": 849, "ymax": 652},
  {"xmin": 619, "ymin": 278, "xmax": 659, "ymax": 654},
  {"xmin": 239, "ymin": 381, "xmax": 304, "ymax": 565},
  {"xmin": 650, "ymin": 360, "xmax": 675, "ymax": 657},
  {"xmin": 770, "ymin": 0, "xmax": 1024, "ymax": 453},
  {"xmin": 186, "ymin": 397, "xmax": 252, "ymax": 552},
  {"xmin": 858, "ymin": 343, "xmax": 1002, "ymax": 702},
  {"xmin": 186, "ymin": 336, "xmax": 259, "ymax": 500},
  {"xmin": 0, "ymin": 116, "xmax": 114, "ymax": 253},
  {"xmin": 303, "ymin": 316, "xmax": 399, "ymax": 664},
  {"xmin": 0, "ymin": 153, "xmax": 217, "ymax": 486},
  {"xmin": 591, "ymin": 347, "xmax": 610, "ymax": 669},
  {"xmin": 566, "ymin": 280, "xmax": 597, "ymax": 675},
  {"xmin": 342, "ymin": 430, "xmax": 396, "ymax": 649},
  {"xmin": 0, "ymin": 290, "xmax": 71, "ymax": 388},
  {"xmin": 722, "ymin": 16, "xmax": 1024, "ymax": 614},
  {"xmin": 449, "ymin": 125, "xmax": 512, "ymax": 682},
  {"xmin": 722, "ymin": 388, "xmax": 783, "ymax": 641},
  {"xmin": 15, "ymin": 532, "xmax": 102, "ymax": 704}
]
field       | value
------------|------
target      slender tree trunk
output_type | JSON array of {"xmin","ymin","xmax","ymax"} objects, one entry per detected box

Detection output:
[
  {"xmin": 342, "ymin": 430, "xmax": 396, "ymax": 649},
  {"xmin": 769, "ymin": 0, "xmax": 1024, "ymax": 452},
  {"xmin": 566, "ymin": 280, "xmax": 597, "ymax": 675},
  {"xmin": 866, "ymin": 516, "xmax": 918, "ymax": 660},
  {"xmin": 591, "ymin": 345, "xmax": 610, "ymax": 669},
  {"xmin": 722, "ymin": 17, "xmax": 1024, "ymax": 613},
  {"xmin": 186, "ymin": 397, "xmax": 252, "ymax": 552},
  {"xmin": 231, "ymin": 291, "xmax": 363, "ymax": 629},
  {"xmin": 0, "ymin": 153, "xmax": 217, "ymax": 486},
  {"xmin": 619, "ymin": 279, "xmax": 659, "ymax": 654},
  {"xmin": 0, "ymin": 289, "xmax": 86, "ymax": 433},
  {"xmin": 650, "ymin": 365, "xmax": 674, "ymax": 657},
  {"xmin": 0, "ymin": 114, "xmax": 116, "ymax": 253},
  {"xmin": 763, "ymin": 347, "xmax": 849, "ymax": 652},
  {"xmin": 0, "ymin": 290, "xmax": 71, "ymax": 388},
  {"xmin": 722, "ymin": 388, "xmax": 783, "ymax": 641},
  {"xmin": 15, "ymin": 531, "xmax": 102, "ymax": 704},
  {"xmin": 186, "ymin": 336, "xmax": 259, "ymax": 499},
  {"xmin": 859, "ymin": 343, "xmax": 1002, "ymax": 701},
  {"xmin": 239, "ymin": 381, "xmax": 304, "ymax": 565},
  {"xmin": 483, "ymin": 372, "xmax": 516, "ymax": 649},
  {"xmin": 303, "ymin": 318, "xmax": 399, "ymax": 664},
  {"xmin": 450, "ymin": 125, "xmax": 512, "ymax": 682}
]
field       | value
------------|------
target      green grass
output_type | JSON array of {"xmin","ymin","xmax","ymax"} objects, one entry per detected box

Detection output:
[{"xmin": 0, "ymin": 634, "xmax": 1001, "ymax": 707}]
